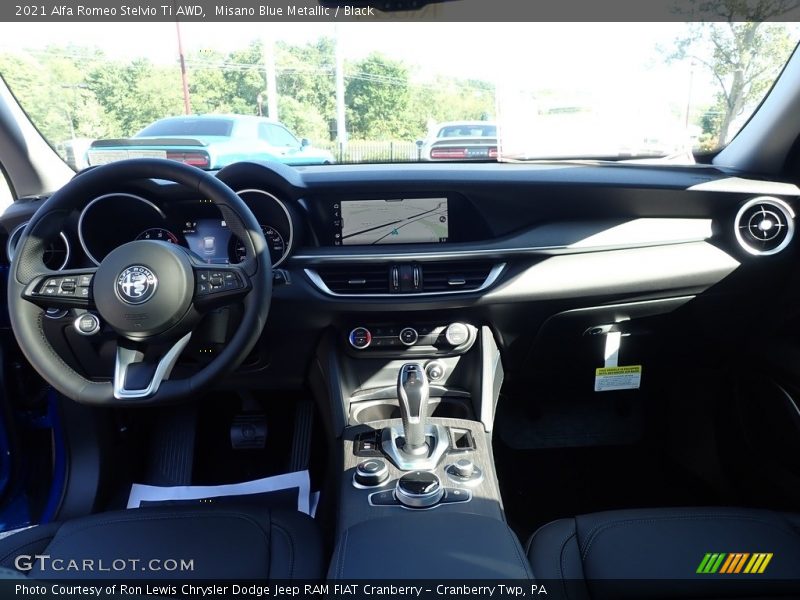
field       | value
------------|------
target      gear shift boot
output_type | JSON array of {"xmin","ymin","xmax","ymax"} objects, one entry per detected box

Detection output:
[{"xmin": 381, "ymin": 423, "xmax": 449, "ymax": 471}]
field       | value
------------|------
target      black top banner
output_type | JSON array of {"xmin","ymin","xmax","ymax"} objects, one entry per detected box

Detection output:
[{"xmin": 2, "ymin": 0, "xmax": 800, "ymax": 22}]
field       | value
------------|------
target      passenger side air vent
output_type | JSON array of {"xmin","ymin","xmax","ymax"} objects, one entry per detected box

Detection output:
[
  {"xmin": 421, "ymin": 261, "xmax": 497, "ymax": 292},
  {"xmin": 734, "ymin": 197, "xmax": 795, "ymax": 256},
  {"xmin": 314, "ymin": 264, "xmax": 390, "ymax": 294}
]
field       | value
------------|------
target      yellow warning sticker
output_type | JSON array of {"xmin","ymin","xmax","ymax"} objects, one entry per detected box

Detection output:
[{"xmin": 594, "ymin": 365, "xmax": 642, "ymax": 392}]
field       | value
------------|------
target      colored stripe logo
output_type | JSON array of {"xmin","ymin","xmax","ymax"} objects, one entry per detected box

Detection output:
[{"xmin": 696, "ymin": 553, "xmax": 773, "ymax": 574}]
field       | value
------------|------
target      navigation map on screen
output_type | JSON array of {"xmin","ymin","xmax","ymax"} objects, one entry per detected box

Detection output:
[{"xmin": 339, "ymin": 198, "xmax": 448, "ymax": 245}]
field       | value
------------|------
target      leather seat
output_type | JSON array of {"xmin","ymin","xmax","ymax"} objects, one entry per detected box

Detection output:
[
  {"xmin": 527, "ymin": 507, "xmax": 800, "ymax": 599},
  {"xmin": 0, "ymin": 505, "xmax": 324, "ymax": 579}
]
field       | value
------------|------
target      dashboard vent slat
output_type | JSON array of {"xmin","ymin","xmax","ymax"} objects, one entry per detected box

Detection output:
[
  {"xmin": 734, "ymin": 197, "xmax": 795, "ymax": 256},
  {"xmin": 421, "ymin": 261, "xmax": 495, "ymax": 293},
  {"xmin": 315, "ymin": 265, "xmax": 390, "ymax": 294}
]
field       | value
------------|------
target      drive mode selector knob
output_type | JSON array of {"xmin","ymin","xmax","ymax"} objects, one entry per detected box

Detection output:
[
  {"xmin": 349, "ymin": 327, "xmax": 372, "ymax": 350},
  {"xmin": 445, "ymin": 322, "xmax": 469, "ymax": 346},
  {"xmin": 395, "ymin": 470, "xmax": 443, "ymax": 508},
  {"xmin": 354, "ymin": 459, "xmax": 389, "ymax": 487}
]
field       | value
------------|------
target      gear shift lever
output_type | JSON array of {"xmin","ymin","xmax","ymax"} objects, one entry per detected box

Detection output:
[{"xmin": 397, "ymin": 363, "xmax": 430, "ymax": 456}]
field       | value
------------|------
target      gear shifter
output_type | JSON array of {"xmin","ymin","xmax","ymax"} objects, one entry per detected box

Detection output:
[{"xmin": 397, "ymin": 363, "xmax": 430, "ymax": 456}]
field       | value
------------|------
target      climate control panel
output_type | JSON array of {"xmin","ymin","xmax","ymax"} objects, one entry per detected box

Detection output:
[{"xmin": 347, "ymin": 322, "xmax": 476, "ymax": 355}]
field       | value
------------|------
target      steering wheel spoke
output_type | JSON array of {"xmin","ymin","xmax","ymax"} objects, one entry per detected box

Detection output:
[
  {"xmin": 113, "ymin": 332, "xmax": 192, "ymax": 400},
  {"xmin": 192, "ymin": 265, "xmax": 251, "ymax": 309},
  {"xmin": 22, "ymin": 268, "xmax": 98, "ymax": 309}
]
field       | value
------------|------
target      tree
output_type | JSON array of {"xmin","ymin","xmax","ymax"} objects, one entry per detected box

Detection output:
[
  {"xmin": 346, "ymin": 52, "xmax": 412, "ymax": 139},
  {"xmin": 670, "ymin": 0, "xmax": 797, "ymax": 145}
]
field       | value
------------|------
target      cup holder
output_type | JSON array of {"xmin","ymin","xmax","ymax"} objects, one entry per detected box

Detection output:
[{"xmin": 350, "ymin": 397, "xmax": 473, "ymax": 424}]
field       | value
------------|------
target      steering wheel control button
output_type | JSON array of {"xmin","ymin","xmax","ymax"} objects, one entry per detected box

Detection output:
[
  {"xmin": 195, "ymin": 270, "xmax": 243, "ymax": 296},
  {"xmin": 115, "ymin": 265, "xmax": 158, "ymax": 305},
  {"xmin": 399, "ymin": 327, "xmax": 419, "ymax": 346},
  {"xmin": 45, "ymin": 308, "xmax": 68, "ymax": 320},
  {"xmin": 445, "ymin": 322, "xmax": 470, "ymax": 346},
  {"xmin": 58, "ymin": 277, "xmax": 77, "ymax": 296},
  {"xmin": 74, "ymin": 313, "xmax": 100, "ymax": 336},
  {"xmin": 349, "ymin": 327, "xmax": 372, "ymax": 350},
  {"xmin": 354, "ymin": 459, "xmax": 389, "ymax": 488},
  {"xmin": 395, "ymin": 470, "xmax": 444, "ymax": 508},
  {"xmin": 78, "ymin": 274, "xmax": 93, "ymax": 287}
]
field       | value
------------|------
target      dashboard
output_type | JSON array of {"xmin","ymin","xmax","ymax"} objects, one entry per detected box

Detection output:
[{"xmin": 2, "ymin": 159, "xmax": 799, "ymax": 392}]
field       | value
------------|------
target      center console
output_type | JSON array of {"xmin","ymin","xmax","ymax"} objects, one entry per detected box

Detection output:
[{"xmin": 311, "ymin": 319, "xmax": 529, "ymax": 578}]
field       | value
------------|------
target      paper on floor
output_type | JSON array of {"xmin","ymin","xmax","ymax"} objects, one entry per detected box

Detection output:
[{"xmin": 127, "ymin": 470, "xmax": 312, "ymax": 516}]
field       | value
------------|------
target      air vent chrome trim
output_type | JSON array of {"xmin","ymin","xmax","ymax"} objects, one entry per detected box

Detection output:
[
  {"xmin": 7, "ymin": 221, "xmax": 70, "ymax": 270},
  {"xmin": 734, "ymin": 196, "xmax": 795, "ymax": 256},
  {"xmin": 304, "ymin": 262, "xmax": 506, "ymax": 298}
]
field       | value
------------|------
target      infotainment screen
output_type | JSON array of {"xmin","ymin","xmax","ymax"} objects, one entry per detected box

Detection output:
[{"xmin": 337, "ymin": 198, "xmax": 448, "ymax": 245}]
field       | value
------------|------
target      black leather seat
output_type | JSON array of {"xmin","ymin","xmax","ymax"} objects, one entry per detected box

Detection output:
[
  {"xmin": 0, "ymin": 505, "xmax": 324, "ymax": 579},
  {"xmin": 527, "ymin": 507, "xmax": 800, "ymax": 599}
]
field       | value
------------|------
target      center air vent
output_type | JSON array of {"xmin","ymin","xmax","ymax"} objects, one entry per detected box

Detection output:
[
  {"xmin": 314, "ymin": 264, "xmax": 390, "ymax": 294},
  {"xmin": 420, "ymin": 261, "xmax": 496, "ymax": 292},
  {"xmin": 307, "ymin": 261, "xmax": 503, "ymax": 296},
  {"xmin": 734, "ymin": 197, "xmax": 795, "ymax": 256}
]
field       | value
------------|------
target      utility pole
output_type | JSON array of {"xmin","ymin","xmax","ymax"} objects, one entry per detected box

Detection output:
[
  {"xmin": 175, "ymin": 21, "xmax": 191, "ymax": 114},
  {"xmin": 263, "ymin": 35, "xmax": 278, "ymax": 120},
  {"xmin": 335, "ymin": 24, "xmax": 347, "ymax": 156}
]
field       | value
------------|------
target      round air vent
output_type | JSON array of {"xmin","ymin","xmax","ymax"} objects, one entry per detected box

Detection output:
[
  {"xmin": 6, "ymin": 222, "xmax": 70, "ymax": 270},
  {"xmin": 734, "ymin": 197, "xmax": 795, "ymax": 256}
]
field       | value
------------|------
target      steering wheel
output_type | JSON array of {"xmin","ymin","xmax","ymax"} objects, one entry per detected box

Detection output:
[{"xmin": 7, "ymin": 159, "xmax": 272, "ymax": 406}]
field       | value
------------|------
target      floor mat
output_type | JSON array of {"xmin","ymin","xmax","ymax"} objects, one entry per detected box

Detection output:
[
  {"xmin": 493, "ymin": 440, "xmax": 723, "ymax": 544},
  {"xmin": 495, "ymin": 393, "xmax": 645, "ymax": 449}
]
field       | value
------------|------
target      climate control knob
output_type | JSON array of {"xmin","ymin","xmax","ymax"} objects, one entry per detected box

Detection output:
[
  {"xmin": 399, "ymin": 327, "xmax": 419, "ymax": 346},
  {"xmin": 444, "ymin": 322, "xmax": 469, "ymax": 346},
  {"xmin": 349, "ymin": 327, "xmax": 372, "ymax": 350}
]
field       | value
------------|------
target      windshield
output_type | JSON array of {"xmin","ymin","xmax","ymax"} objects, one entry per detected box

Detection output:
[{"xmin": 1, "ymin": 21, "xmax": 799, "ymax": 169}]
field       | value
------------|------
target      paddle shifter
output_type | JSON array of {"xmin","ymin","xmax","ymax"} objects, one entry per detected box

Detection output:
[{"xmin": 397, "ymin": 363, "xmax": 430, "ymax": 456}]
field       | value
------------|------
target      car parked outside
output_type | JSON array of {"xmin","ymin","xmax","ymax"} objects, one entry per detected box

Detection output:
[
  {"xmin": 419, "ymin": 120, "xmax": 498, "ymax": 161},
  {"xmin": 87, "ymin": 114, "xmax": 335, "ymax": 169}
]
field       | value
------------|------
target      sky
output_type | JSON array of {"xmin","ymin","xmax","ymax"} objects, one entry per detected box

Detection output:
[{"xmin": 0, "ymin": 22, "xmax": 692, "ymax": 84}]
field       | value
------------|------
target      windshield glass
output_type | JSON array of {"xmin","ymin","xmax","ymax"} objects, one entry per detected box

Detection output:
[{"xmin": 1, "ymin": 21, "xmax": 798, "ymax": 169}]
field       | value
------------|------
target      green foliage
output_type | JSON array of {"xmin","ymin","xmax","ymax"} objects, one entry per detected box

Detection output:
[
  {"xmin": 345, "ymin": 52, "xmax": 413, "ymax": 139},
  {"xmin": 0, "ymin": 37, "xmax": 496, "ymax": 149},
  {"xmin": 669, "ymin": 0, "xmax": 795, "ymax": 146}
]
